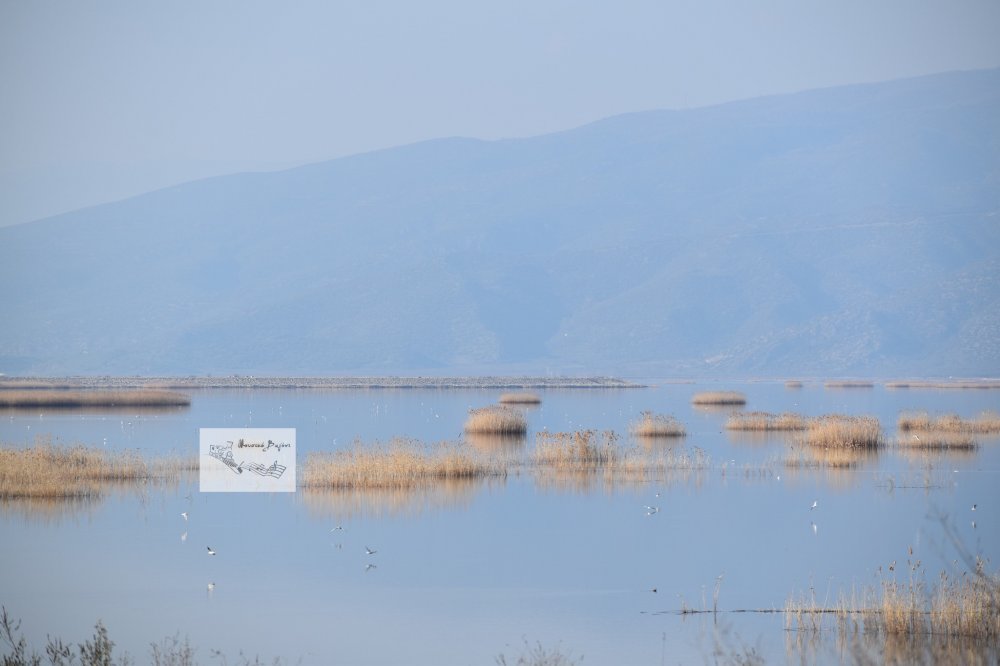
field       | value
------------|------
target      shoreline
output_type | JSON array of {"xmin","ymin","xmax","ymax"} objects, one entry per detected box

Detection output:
[{"xmin": 0, "ymin": 375, "xmax": 644, "ymax": 390}]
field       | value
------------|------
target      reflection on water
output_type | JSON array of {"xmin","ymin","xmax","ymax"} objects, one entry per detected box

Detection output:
[
  {"xmin": 1, "ymin": 381, "xmax": 998, "ymax": 665},
  {"xmin": 300, "ymin": 478, "xmax": 490, "ymax": 519}
]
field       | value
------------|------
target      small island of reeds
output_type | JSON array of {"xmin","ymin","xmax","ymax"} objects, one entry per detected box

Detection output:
[
  {"xmin": 463, "ymin": 405, "xmax": 528, "ymax": 435},
  {"xmin": 0, "ymin": 389, "xmax": 191, "ymax": 409},
  {"xmin": 630, "ymin": 411, "xmax": 686, "ymax": 437},
  {"xmin": 725, "ymin": 412, "xmax": 808, "ymax": 431},
  {"xmin": 898, "ymin": 411, "xmax": 1000, "ymax": 434},
  {"xmin": 498, "ymin": 392, "xmax": 542, "ymax": 405},
  {"xmin": 691, "ymin": 391, "xmax": 747, "ymax": 406}
]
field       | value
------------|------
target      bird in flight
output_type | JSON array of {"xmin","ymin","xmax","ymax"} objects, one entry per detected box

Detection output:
[
  {"xmin": 365, "ymin": 546, "xmax": 377, "ymax": 555},
  {"xmin": 810, "ymin": 500, "xmax": 818, "ymax": 511},
  {"xmin": 331, "ymin": 526, "xmax": 344, "ymax": 532},
  {"xmin": 181, "ymin": 512, "xmax": 189, "ymax": 521},
  {"xmin": 644, "ymin": 506, "xmax": 659, "ymax": 515},
  {"xmin": 207, "ymin": 546, "xmax": 216, "ymax": 556},
  {"xmin": 365, "ymin": 564, "xmax": 377, "ymax": 572},
  {"xmin": 207, "ymin": 582, "xmax": 215, "ymax": 591}
]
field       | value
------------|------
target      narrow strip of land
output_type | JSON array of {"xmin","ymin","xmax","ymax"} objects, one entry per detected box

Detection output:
[{"xmin": 0, "ymin": 376, "xmax": 643, "ymax": 390}]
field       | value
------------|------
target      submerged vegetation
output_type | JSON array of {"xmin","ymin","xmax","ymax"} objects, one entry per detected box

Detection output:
[
  {"xmin": 630, "ymin": 411, "xmax": 686, "ymax": 437},
  {"xmin": 0, "ymin": 389, "xmax": 190, "ymax": 408},
  {"xmin": 464, "ymin": 405, "xmax": 529, "ymax": 435},
  {"xmin": 691, "ymin": 391, "xmax": 746, "ymax": 405}
]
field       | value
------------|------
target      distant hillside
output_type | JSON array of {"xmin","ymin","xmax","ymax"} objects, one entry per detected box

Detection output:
[{"xmin": 2, "ymin": 68, "xmax": 999, "ymax": 377}]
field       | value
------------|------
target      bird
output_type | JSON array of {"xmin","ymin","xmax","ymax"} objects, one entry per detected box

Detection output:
[
  {"xmin": 181, "ymin": 512, "xmax": 189, "ymax": 521},
  {"xmin": 330, "ymin": 526, "xmax": 344, "ymax": 532},
  {"xmin": 810, "ymin": 500, "xmax": 818, "ymax": 511},
  {"xmin": 972, "ymin": 504, "xmax": 977, "ymax": 511},
  {"xmin": 365, "ymin": 546, "xmax": 377, "ymax": 555},
  {"xmin": 650, "ymin": 588, "xmax": 658, "ymax": 594},
  {"xmin": 207, "ymin": 582, "xmax": 215, "ymax": 591},
  {"xmin": 207, "ymin": 546, "xmax": 216, "ymax": 556},
  {"xmin": 365, "ymin": 564, "xmax": 377, "ymax": 572},
  {"xmin": 180, "ymin": 532, "xmax": 187, "ymax": 543},
  {"xmin": 644, "ymin": 505, "xmax": 659, "ymax": 515},
  {"xmin": 972, "ymin": 521, "xmax": 977, "ymax": 529}
]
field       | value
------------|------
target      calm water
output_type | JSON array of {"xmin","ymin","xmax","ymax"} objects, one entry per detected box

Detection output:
[{"xmin": 1, "ymin": 381, "xmax": 998, "ymax": 664}]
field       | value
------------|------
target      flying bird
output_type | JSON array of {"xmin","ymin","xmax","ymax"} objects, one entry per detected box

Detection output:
[
  {"xmin": 365, "ymin": 564, "xmax": 377, "ymax": 572},
  {"xmin": 365, "ymin": 546, "xmax": 377, "ymax": 555},
  {"xmin": 181, "ymin": 512, "xmax": 188, "ymax": 521},
  {"xmin": 330, "ymin": 526, "xmax": 344, "ymax": 532},
  {"xmin": 810, "ymin": 500, "xmax": 818, "ymax": 511},
  {"xmin": 207, "ymin": 546, "xmax": 216, "ymax": 556},
  {"xmin": 207, "ymin": 582, "xmax": 215, "ymax": 591}
]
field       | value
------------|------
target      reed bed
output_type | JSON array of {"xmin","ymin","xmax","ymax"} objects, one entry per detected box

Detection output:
[
  {"xmin": 898, "ymin": 411, "xmax": 1000, "ymax": 434},
  {"xmin": 785, "ymin": 380, "xmax": 804, "ymax": 388},
  {"xmin": 463, "ymin": 405, "xmax": 528, "ymax": 434},
  {"xmin": 497, "ymin": 392, "xmax": 542, "ymax": 405},
  {"xmin": 301, "ymin": 439, "xmax": 506, "ymax": 489},
  {"xmin": 896, "ymin": 432, "xmax": 978, "ymax": 451},
  {"xmin": 824, "ymin": 380, "xmax": 875, "ymax": 389},
  {"xmin": 886, "ymin": 380, "xmax": 1000, "ymax": 390},
  {"xmin": 534, "ymin": 430, "xmax": 619, "ymax": 466},
  {"xmin": 691, "ymin": 391, "xmax": 746, "ymax": 405},
  {"xmin": 725, "ymin": 411, "xmax": 808, "ymax": 431},
  {"xmin": 0, "ymin": 389, "xmax": 190, "ymax": 408},
  {"xmin": 630, "ymin": 411, "xmax": 686, "ymax": 437},
  {"xmin": 0, "ymin": 439, "xmax": 194, "ymax": 499},
  {"xmin": 802, "ymin": 415, "xmax": 883, "ymax": 450},
  {"xmin": 786, "ymin": 558, "xmax": 1000, "ymax": 641}
]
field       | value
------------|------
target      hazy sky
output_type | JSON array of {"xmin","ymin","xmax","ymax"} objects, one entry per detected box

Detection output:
[{"xmin": 2, "ymin": 0, "xmax": 999, "ymax": 226}]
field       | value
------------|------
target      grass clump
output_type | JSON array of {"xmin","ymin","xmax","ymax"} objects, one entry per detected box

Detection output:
[
  {"xmin": 301, "ymin": 439, "xmax": 505, "ymax": 489},
  {"xmin": 630, "ymin": 411, "xmax": 686, "ymax": 437},
  {"xmin": 498, "ymin": 392, "xmax": 542, "ymax": 405},
  {"xmin": 464, "ymin": 405, "xmax": 528, "ymax": 435},
  {"xmin": 0, "ymin": 389, "xmax": 190, "ymax": 408},
  {"xmin": 726, "ymin": 411, "xmax": 808, "ymax": 431},
  {"xmin": 691, "ymin": 391, "xmax": 746, "ymax": 405}
]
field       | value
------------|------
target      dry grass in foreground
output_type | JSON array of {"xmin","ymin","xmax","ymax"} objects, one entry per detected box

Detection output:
[
  {"xmin": 498, "ymin": 392, "xmax": 542, "ymax": 405},
  {"xmin": 898, "ymin": 411, "xmax": 1000, "ymax": 434},
  {"xmin": 0, "ymin": 439, "xmax": 195, "ymax": 499},
  {"xmin": 630, "ymin": 411, "xmax": 686, "ymax": 437},
  {"xmin": 691, "ymin": 391, "xmax": 746, "ymax": 405},
  {"xmin": 0, "ymin": 389, "xmax": 190, "ymax": 408},
  {"xmin": 786, "ymin": 557, "xmax": 999, "ymax": 641},
  {"xmin": 301, "ymin": 439, "xmax": 506, "ymax": 489},
  {"xmin": 726, "ymin": 411, "xmax": 808, "ymax": 431},
  {"xmin": 463, "ymin": 405, "xmax": 528, "ymax": 434}
]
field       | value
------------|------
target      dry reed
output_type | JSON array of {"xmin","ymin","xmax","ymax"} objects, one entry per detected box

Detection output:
[
  {"xmin": 691, "ymin": 391, "xmax": 746, "ymax": 405},
  {"xmin": 802, "ymin": 415, "xmax": 883, "ymax": 450},
  {"xmin": 785, "ymin": 380, "xmax": 804, "ymax": 388},
  {"xmin": 0, "ymin": 389, "xmax": 190, "ymax": 408},
  {"xmin": 726, "ymin": 411, "xmax": 808, "ymax": 431},
  {"xmin": 498, "ymin": 392, "xmax": 542, "ymax": 405},
  {"xmin": 898, "ymin": 411, "xmax": 1000, "ymax": 434},
  {"xmin": 630, "ymin": 412, "xmax": 686, "ymax": 437},
  {"xmin": 0, "ymin": 438, "xmax": 194, "ymax": 499},
  {"xmin": 824, "ymin": 381, "xmax": 875, "ymax": 389},
  {"xmin": 301, "ymin": 439, "xmax": 506, "ymax": 489},
  {"xmin": 463, "ymin": 405, "xmax": 528, "ymax": 434}
]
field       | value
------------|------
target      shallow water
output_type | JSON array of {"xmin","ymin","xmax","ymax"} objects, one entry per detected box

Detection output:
[{"xmin": 1, "ymin": 380, "xmax": 998, "ymax": 664}]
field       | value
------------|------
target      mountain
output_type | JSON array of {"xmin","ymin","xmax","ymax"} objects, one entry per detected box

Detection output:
[{"xmin": 2, "ymin": 69, "xmax": 999, "ymax": 377}]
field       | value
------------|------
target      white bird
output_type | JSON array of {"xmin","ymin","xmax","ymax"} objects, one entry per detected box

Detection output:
[
  {"xmin": 810, "ymin": 500, "xmax": 818, "ymax": 511},
  {"xmin": 207, "ymin": 582, "xmax": 215, "ymax": 591},
  {"xmin": 330, "ymin": 526, "xmax": 344, "ymax": 532},
  {"xmin": 207, "ymin": 546, "xmax": 216, "ymax": 556},
  {"xmin": 180, "ymin": 531, "xmax": 187, "ymax": 543},
  {"xmin": 972, "ymin": 504, "xmax": 977, "ymax": 511},
  {"xmin": 365, "ymin": 546, "xmax": 377, "ymax": 555},
  {"xmin": 644, "ymin": 506, "xmax": 659, "ymax": 515},
  {"xmin": 181, "ymin": 512, "xmax": 188, "ymax": 521}
]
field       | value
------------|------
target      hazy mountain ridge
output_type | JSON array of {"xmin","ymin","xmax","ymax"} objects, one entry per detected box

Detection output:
[{"xmin": 2, "ymin": 68, "xmax": 999, "ymax": 376}]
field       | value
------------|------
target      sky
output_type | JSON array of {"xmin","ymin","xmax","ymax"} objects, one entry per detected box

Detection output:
[{"xmin": 2, "ymin": 0, "xmax": 999, "ymax": 227}]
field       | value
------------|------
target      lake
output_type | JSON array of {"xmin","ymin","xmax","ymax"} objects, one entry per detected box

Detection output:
[{"xmin": 1, "ymin": 380, "xmax": 998, "ymax": 665}]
